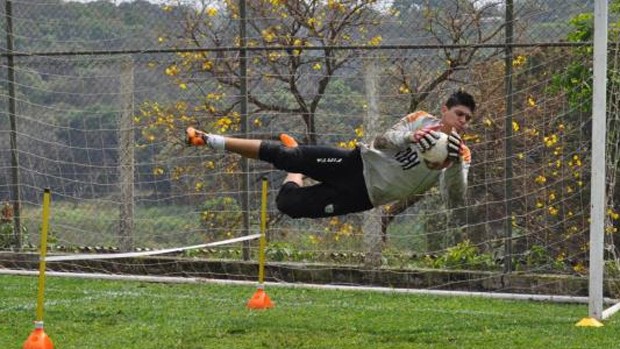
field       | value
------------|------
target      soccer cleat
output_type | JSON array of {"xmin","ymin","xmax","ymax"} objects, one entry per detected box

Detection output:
[
  {"xmin": 279, "ymin": 133, "xmax": 298, "ymax": 148},
  {"xmin": 186, "ymin": 127, "xmax": 207, "ymax": 146}
]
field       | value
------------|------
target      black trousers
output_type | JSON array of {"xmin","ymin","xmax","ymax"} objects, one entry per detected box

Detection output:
[{"xmin": 259, "ymin": 141, "xmax": 374, "ymax": 218}]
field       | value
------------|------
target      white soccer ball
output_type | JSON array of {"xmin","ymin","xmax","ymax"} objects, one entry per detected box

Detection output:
[{"xmin": 421, "ymin": 131, "xmax": 449, "ymax": 164}]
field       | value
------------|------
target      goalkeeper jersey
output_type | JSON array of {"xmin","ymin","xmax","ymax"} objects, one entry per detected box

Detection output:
[{"xmin": 359, "ymin": 111, "xmax": 471, "ymax": 207}]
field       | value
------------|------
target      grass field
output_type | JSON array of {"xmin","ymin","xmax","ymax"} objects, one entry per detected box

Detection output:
[{"xmin": 2, "ymin": 274, "xmax": 619, "ymax": 349}]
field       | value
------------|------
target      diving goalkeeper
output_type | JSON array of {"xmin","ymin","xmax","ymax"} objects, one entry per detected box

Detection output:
[{"xmin": 186, "ymin": 90, "xmax": 475, "ymax": 219}]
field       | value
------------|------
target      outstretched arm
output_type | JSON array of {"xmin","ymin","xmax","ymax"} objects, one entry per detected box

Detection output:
[
  {"xmin": 440, "ymin": 145, "xmax": 471, "ymax": 215},
  {"xmin": 373, "ymin": 111, "xmax": 438, "ymax": 149}
]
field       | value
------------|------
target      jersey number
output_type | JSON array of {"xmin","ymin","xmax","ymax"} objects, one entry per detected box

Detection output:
[{"xmin": 394, "ymin": 147, "xmax": 420, "ymax": 170}]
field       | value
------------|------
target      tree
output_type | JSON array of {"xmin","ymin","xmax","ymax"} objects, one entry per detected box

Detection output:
[
  {"xmin": 157, "ymin": 0, "xmax": 385, "ymax": 144},
  {"xmin": 380, "ymin": 0, "xmax": 508, "ymax": 241}
]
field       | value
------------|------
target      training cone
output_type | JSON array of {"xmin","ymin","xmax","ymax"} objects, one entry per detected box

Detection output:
[
  {"xmin": 23, "ymin": 322, "xmax": 54, "ymax": 349},
  {"xmin": 576, "ymin": 317, "xmax": 604, "ymax": 327},
  {"xmin": 247, "ymin": 287, "xmax": 274, "ymax": 310}
]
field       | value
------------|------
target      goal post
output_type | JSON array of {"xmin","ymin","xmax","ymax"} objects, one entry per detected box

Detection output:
[{"xmin": 582, "ymin": 0, "xmax": 607, "ymax": 323}]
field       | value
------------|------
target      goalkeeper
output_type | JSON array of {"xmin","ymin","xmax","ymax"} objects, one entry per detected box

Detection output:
[{"xmin": 186, "ymin": 90, "xmax": 475, "ymax": 218}]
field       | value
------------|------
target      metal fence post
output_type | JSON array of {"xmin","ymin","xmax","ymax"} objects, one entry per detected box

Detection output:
[
  {"xmin": 504, "ymin": 0, "xmax": 515, "ymax": 274},
  {"xmin": 239, "ymin": 0, "xmax": 251, "ymax": 261},
  {"xmin": 4, "ymin": 0, "xmax": 22, "ymax": 250}
]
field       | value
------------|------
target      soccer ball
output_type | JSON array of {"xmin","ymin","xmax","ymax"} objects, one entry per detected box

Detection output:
[{"xmin": 421, "ymin": 132, "xmax": 449, "ymax": 164}]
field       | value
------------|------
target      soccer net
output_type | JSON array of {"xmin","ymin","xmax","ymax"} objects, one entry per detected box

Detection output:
[{"xmin": 0, "ymin": 0, "xmax": 616, "ymax": 314}]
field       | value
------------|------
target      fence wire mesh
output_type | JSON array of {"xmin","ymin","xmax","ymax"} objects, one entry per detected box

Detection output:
[{"xmin": 2, "ymin": 0, "xmax": 617, "ymax": 293}]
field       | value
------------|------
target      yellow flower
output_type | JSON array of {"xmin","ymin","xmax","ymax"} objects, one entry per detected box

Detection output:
[
  {"xmin": 206, "ymin": 7, "xmax": 218, "ymax": 16},
  {"xmin": 165, "ymin": 64, "xmax": 179, "ymax": 76},
  {"xmin": 527, "ymin": 96, "xmax": 536, "ymax": 107},
  {"xmin": 262, "ymin": 29, "xmax": 276, "ymax": 43},
  {"xmin": 535, "ymin": 175, "xmax": 546, "ymax": 185},
  {"xmin": 548, "ymin": 206, "xmax": 558, "ymax": 216},
  {"xmin": 526, "ymin": 128, "xmax": 539, "ymax": 137},
  {"xmin": 313, "ymin": 63, "xmax": 322, "ymax": 70},
  {"xmin": 268, "ymin": 52, "xmax": 280, "ymax": 62},
  {"xmin": 544, "ymin": 134, "xmax": 558, "ymax": 147},
  {"xmin": 328, "ymin": 0, "xmax": 346, "ymax": 11},
  {"xmin": 512, "ymin": 55, "xmax": 527, "ymax": 67},
  {"xmin": 512, "ymin": 121, "xmax": 519, "ymax": 132},
  {"xmin": 368, "ymin": 35, "xmax": 383, "ymax": 46},
  {"xmin": 573, "ymin": 263, "xmax": 586, "ymax": 274}
]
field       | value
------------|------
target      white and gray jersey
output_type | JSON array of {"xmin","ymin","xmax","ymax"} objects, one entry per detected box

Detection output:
[{"xmin": 359, "ymin": 111, "xmax": 471, "ymax": 207}]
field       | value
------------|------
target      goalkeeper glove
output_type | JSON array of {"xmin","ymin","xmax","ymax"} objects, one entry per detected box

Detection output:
[
  {"xmin": 412, "ymin": 124, "xmax": 441, "ymax": 153},
  {"xmin": 447, "ymin": 130, "xmax": 463, "ymax": 162}
]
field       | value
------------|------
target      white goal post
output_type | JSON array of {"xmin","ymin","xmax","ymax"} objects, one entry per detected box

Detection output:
[{"xmin": 587, "ymin": 0, "xmax": 608, "ymax": 322}]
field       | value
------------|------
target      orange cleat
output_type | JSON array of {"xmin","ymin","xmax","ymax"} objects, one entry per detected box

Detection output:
[
  {"xmin": 279, "ymin": 133, "xmax": 298, "ymax": 148},
  {"xmin": 186, "ymin": 127, "xmax": 206, "ymax": 146}
]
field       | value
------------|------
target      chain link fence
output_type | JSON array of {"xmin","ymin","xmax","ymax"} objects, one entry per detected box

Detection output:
[{"xmin": 1, "ymin": 0, "xmax": 608, "ymax": 279}]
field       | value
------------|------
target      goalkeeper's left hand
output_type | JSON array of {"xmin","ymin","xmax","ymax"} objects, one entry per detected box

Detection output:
[{"xmin": 447, "ymin": 130, "xmax": 463, "ymax": 163}]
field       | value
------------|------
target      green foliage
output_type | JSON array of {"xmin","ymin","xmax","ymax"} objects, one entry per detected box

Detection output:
[
  {"xmin": 427, "ymin": 240, "xmax": 496, "ymax": 270},
  {"xmin": 547, "ymin": 13, "xmax": 593, "ymax": 112},
  {"xmin": 605, "ymin": 260, "xmax": 620, "ymax": 298},
  {"xmin": 549, "ymin": 0, "xmax": 620, "ymax": 112},
  {"xmin": 0, "ymin": 221, "xmax": 14, "ymax": 249},
  {"xmin": 0, "ymin": 203, "xmax": 28, "ymax": 249},
  {"xmin": 0, "ymin": 222, "xmax": 29, "ymax": 250},
  {"xmin": 520, "ymin": 244, "xmax": 566, "ymax": 271},
  {"xmin": 20, "ymin": 201, "xmax": 202, "ymax": 248},
  {"xmin": 265, "ymin": 242, "xmax": 297, "ymax": 262},
  {"xmin": 200, "ymin": 196, "xmax": 243, "ymax": 241}
]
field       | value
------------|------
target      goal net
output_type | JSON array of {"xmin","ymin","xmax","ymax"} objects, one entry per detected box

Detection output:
[{"xmin": 1, "ymin": 0, "xmax": 617, "ymax": 315}]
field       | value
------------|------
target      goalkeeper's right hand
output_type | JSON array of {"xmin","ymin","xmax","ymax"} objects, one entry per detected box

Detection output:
[{"xmin": 411, "ymin": 124, "xmax": 441, "ymax": 153}]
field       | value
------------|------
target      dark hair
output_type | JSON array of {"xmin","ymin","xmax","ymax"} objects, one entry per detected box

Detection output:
[{"xmin": 445, "ymin": 90, "xmax": 476, "ymax": 113}]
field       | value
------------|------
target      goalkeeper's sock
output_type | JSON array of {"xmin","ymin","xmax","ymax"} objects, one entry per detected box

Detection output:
[{"xmin": 186, "ymin": 127, "xmax": 226, "ymax": 151}]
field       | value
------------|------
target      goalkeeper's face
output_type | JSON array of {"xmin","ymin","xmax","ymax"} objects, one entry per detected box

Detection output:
[{"xmin": 440, "ymin": 105, "xmax": 473, "ymax": 134}]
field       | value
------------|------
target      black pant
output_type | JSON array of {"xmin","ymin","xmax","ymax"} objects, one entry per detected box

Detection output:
[{"xmin": 259, "ymin": 141, "xmax": 374, "ymax": 218}]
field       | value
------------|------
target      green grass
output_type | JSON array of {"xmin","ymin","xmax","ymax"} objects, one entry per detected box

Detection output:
[{"xmin": 2, "ymin": 274, "xmax": 619, "ymax": 349}]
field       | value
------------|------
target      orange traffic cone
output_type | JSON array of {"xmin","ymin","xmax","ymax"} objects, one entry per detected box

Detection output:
[
  {"xmin": 23, "ymin": 322, "xmax": 54, "ymax": 349},
  {"xmin": 247, "ymin": 286, "xmax": 274, "ymax": 310}
]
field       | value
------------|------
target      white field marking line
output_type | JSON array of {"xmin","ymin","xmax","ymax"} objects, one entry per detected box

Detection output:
[
  {"xmin": 0, "ymin": 291, "xmax": 141, "ymax": 313},
  {"xmin": 44, "ymin": 234, "xmax": 261, "ymax": 262}
]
